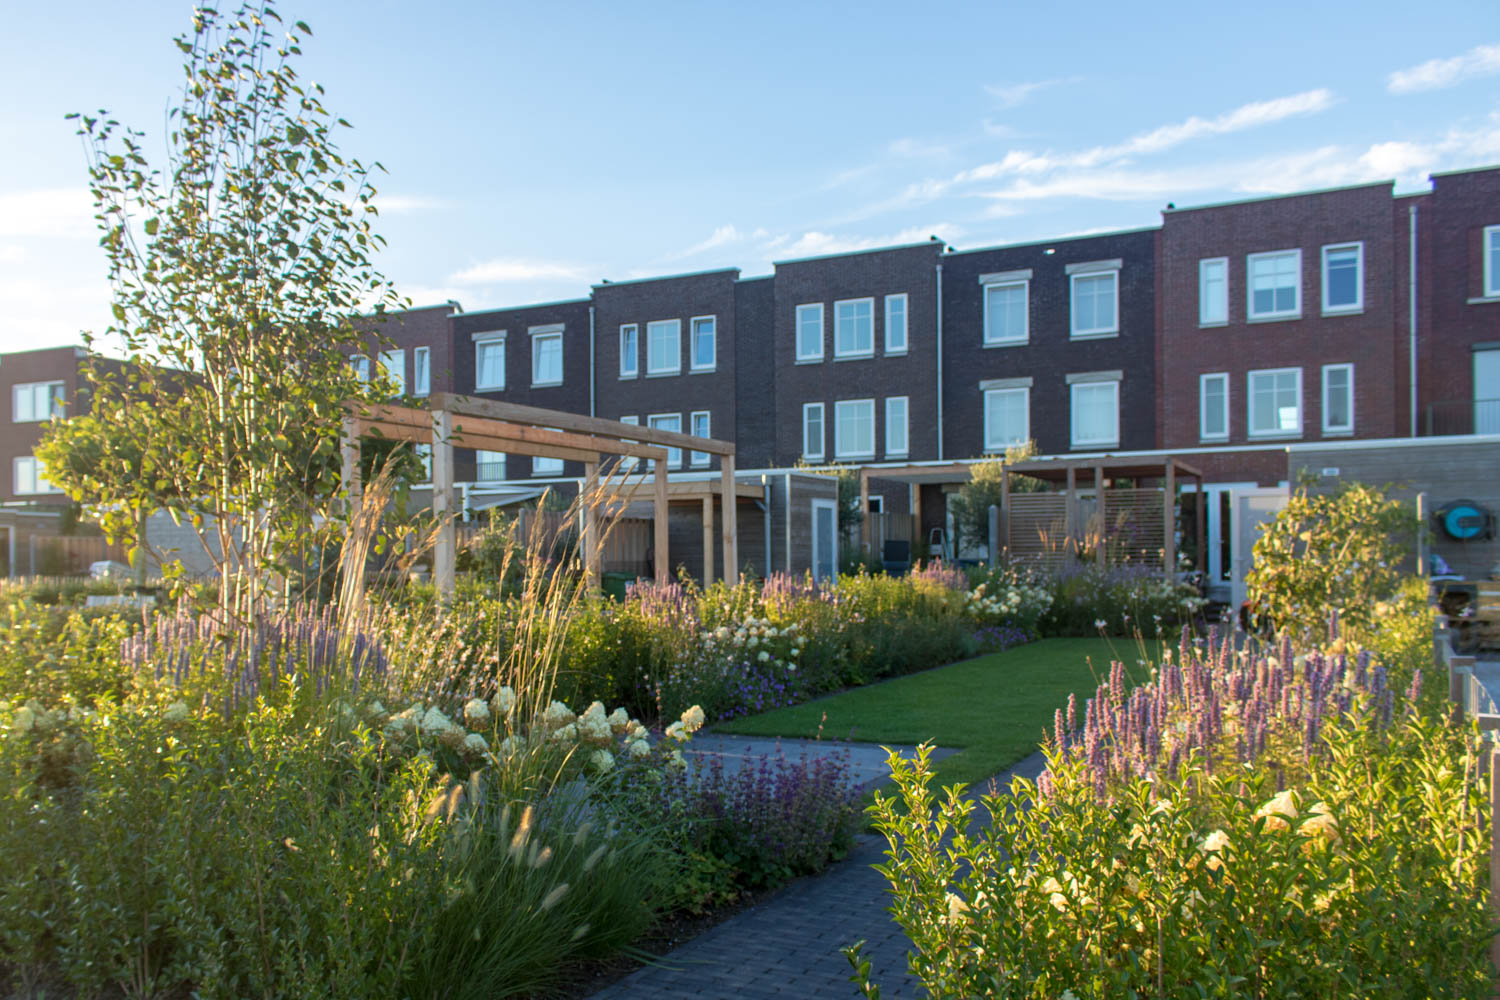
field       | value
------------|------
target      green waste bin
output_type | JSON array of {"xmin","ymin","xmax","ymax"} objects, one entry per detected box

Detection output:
[{"xmin": 601, "ymin": 572, "xmax": 633, "ymax": 602}]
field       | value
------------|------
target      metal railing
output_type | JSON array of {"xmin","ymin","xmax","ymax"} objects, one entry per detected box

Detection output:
[{"xmin": 1423, "ymin": 397, "xmax": 1500, "ymax": 437}]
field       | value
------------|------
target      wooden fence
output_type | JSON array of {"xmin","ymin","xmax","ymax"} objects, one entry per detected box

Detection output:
[
  {"xmin": 6, "ymin": 535, "xmax": 132, "ymax": 578},
  {"xmin": 457, "ymin": 512, "xmax": 652, "ymax": 576}
]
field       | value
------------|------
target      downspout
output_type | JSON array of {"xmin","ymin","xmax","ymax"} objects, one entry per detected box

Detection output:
[
  {"xmin": 762, "ymin": 475, "xmax": 771, "ymax": 577},
  {"xmin": 588, "ymin": 306, "xmax": 596, "ymax": 417},
  {"xmin": 1408, "ymin": 204, "xmax": 1418, "ymax": 437},
  {"xmin": 935, "ymin": 261, "xmax": 944, "ymax": 460}
]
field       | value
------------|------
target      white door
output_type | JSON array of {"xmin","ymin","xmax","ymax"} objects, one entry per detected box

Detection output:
[
  {"xmin": 1475, "ymin": 349, "xmax": 1500, "ymax": 434},
  {"xmin": 811, "ymin": 498, "xmax": 838, "ymax": 583},
  {"xmin": 1230, "ymin": 487, "xmax": 1289, "ymax": 611}
]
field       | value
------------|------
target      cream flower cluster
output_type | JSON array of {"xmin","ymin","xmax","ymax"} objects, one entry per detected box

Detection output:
[
  {"xmin": 701, "ymin": 617, "xmax": 806, "ymax": 673},
  {"xmin": 964, "ymin": 580, "xmax": 1053, "ymax": 626}
]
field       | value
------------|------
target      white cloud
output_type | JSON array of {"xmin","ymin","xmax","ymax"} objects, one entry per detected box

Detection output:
[
  {"xmin": 0, "ymin": 188, "xmax": 95, "ymax": 239},
  {"xmin": 984, "ymin": 77, "xmax": 1078, "ymax": 108},
  {"xmin": 448, "ymin": 258, "xmax": 588, "ymax": 285},
  {"xmin": 667, "ymin": 224, "xmax": 744, "ymax": 260},
  {"xmin": 1389, "ymin": 43, "xmax": 1500, "ymax": 94},
  {"xmin": 765, "ymin": 224, "xmax": 962, "ymax": 260}
]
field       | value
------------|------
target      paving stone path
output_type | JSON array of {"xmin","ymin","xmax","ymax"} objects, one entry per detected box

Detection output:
[{"xmin": 588, "ymin": 740, "xmax": 1048, "ymax": 1000}]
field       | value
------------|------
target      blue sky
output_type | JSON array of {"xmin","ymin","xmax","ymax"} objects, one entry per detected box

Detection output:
[{"xmin": 2, "ymin": 1, "xmax": 1498, "ymax": 352}]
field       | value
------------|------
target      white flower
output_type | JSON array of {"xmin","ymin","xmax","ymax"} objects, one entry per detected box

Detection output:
[
  {"xmin": 492, "ymin": 686, "xmax": 517, "ymax": 717},
  {"xmin": 10, "ymin": 706, "xmax": 36, "ymax": 734},
  {"xmin": 463, "ymin": 699, "xmax": 491, "ymax": 726},
  {"xmin": 625, "ymin": 719, "xmax": 648, "ymax": 740},
  {"xmin": 664, "ymin": 721, "xmax": 687, "ymax": 742},
  {"xmin": 463, "ymin": 732, "xmax": 489, "ymax": 754},
  {"xmin": 164, "ymin": 701, "xmax": 190, "ymax": 724},
  {"xmin": 588, "ymin": 749, "xmax": 615, "ymax": 774},
  {"xmin": 1200, "ymin": 829, "xmax": 1231, "ymax": 871},
  {"xmin": 669, "ymin": 749, "xmax": 686, "ymax": 770},
  {"xmin": 757, "ymin": 650, "xmax": 770, "ymax": 663},
  {"xmin": 680, "ymin": 705, "xmax": 706, "ymax": 733},
  {"xmin": 550, "ymin": 722, "xmax": 578, "ymax": 743},
  {"xmin": 627, "ymin": 738, "xmax": 651, "ymax": 759},
  {"xmin": 606, "ymin": 707, "xmax": 631, "ymax": 736},
  {"xmin": 944, "ymin": 892, "xmax": 969, "ymax": 926},
  {"xmin": 542, "ymin": 701, "xmax": 577, "ymax": 730},
  {"xmin": 420, "ymin": 707, "xmax": 457, "ymax": 735},
  {"xmin": 497, "ymin": 734, "xmax": 526, "ymax": 759}
]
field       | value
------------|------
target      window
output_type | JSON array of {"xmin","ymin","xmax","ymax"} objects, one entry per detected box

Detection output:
[
  {"xmin": 834, "ymin": 399, "xmax": 875, "ymax": 458},
  {"xmin": 867, "ymin": 495, "xmax": 884, "ymax": 514},
  {"xmin": 14, "ymin": 456, "xmax": 58, "ymax": 495},
  {"xmin": 1247, "ymin": 250, "xmax": 1301, "ymax": 320},
  {"xmin": 690, "ymin": 316, "xmax": 716, "ymax": 371},
  {"xmin": 619, "ymin": 325, "xmax": 639, "ymax": 378},
  {"xmin": 412, "ymin": 347, "xmax": 431, "ymax": 396},
  {"xmin": 414, "ymin": 443, "xmax": 432, "ymax": 481},
  {"xmin": 350, "ymin": 355, "xmax": 370, "ymax": 383},
  {"xmin": 1199, "ymin": 258, "xmax": 1228, "ymax": 326},
  {"xmin": 690, "ymin": 410, "xmax": 711, "ymax": 467},
  {"xmin": 1199, "ymin": 373, "xmax": 1229, "ymax": 441},
  {"xmin": 378, "ymin": 349, "xmax": 406, "ymax": 395},
  {"xmin": 802, "ymin": 403, "xmax": 824, "ymax": 460},
  {"xmin": 1322, "ymin": 364, "xmax": 1354, "ymax": 434},
  {"xmin": 1247, "ymin": 367, "xmax": 1303, "ymax": 437},
  {"xmin": 12, "ymin": 381, "xmax": 64, "ymax": 423},
  {"xmin": 983, "ymin": 278, "xmax": 1029, "ymax": 345},
  {"xmin": 1321, "ymin": 243, "xmax": 1363, "ymax": 314},
  {"xmin": 884, "ymin": 294, "xmax": 908, "ymax": 354},
  {"xmin": 796, "ymin": 304, "xmax": 824, "ymax": 361},
  {"xmin": 474, "ymin": 333, "xmax": 506, "ymax": 390},
  {"xmin": 1069, "ymin": 377, "xmax": 1120, "ymax": 448},
  {"xmin": 531, "ymin": 329, "xmax": 563, "ymax": 386},
  {"xmin": 617, "ymin": 415, "xmax": 639, "ymax": 472},
  {"xmin": 885, "ymin": 396, "xmax": 908, "ymax": 458},
  {"xmin": 1487, "ymin": 226, "xmax": 1500, "ymax": 298},
  {"xmin": 834, "ymin": 298, "xmax": 874, "ymax": 358},
  {"xmin": 476, "ymin": 451, "xmax": 506, "ymax": 481},
  {"xmin": 1068, "ymin": 262, "xmax": 1120, "ymax": 338},
  {"xmin": 533, "ymin": 453, "xmax": 564, "ymax": 477},
  {"xmin": 648, "ymin": 413, "xmax": 682, "ymax": 468},
  {"xmin": 646, "ymin": 320, "xmax": 681, "ymax": 375},
  {"xmin": 983, "ymin": 385, "xmax": 1030, "ymax": 450}
]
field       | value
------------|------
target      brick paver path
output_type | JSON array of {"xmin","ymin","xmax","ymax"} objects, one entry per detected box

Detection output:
[{"xmin": 588, "ymin": 750, "xmax": 1048, "ymax": 999}]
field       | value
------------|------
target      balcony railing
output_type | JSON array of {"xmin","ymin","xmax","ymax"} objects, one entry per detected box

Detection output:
[{"xmin": 1424, "ymin": 398, "xmax": 1500, "ymax": 437}]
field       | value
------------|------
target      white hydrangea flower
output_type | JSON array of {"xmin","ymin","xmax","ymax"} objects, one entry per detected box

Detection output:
[
  {"xmin": 606, "ymin": 707, "xmax": 631, "ymax": 736},
  {"xmin": 589, "ymin": 748, "xmax": 615, "ymax": 774},
  {"xmin": 669, "ymin": 749, "xmax": 686, "ymax": 770},
  {"xmin": 164, "ymin": 701, "xmax": 190, "ymax": 723},
  {"xmin": 420, "ymin": 707, "xmax": 456, "ymax": 735},
  {"xmin": 550, "ymin": 722, "xmax": 578, "ymax": 744},
  {"xmin": 577, "ymin": 711, "xmax": 612, "ymax": 747},
  {"xmin": 463, "ymin": 699, "xmax": 491, "ymax": 726},
  {"xmin": 492, "ymin": 686, "xmax": 517, "ymax": 717},
  {"xmin": 680, "ymin": 705, "xmax": 705, "ymax": 733},
  {"xmin": 757, "ymin": 650, "xmax": 770, "ymax": 663},
  {"xmin": 463, "ymin": 732, "xmax": 489, "ymax": 754},
  {"xmin": 542, "ymin": 701, "xmax": 576, "ymax": 730},
  {"xmin": 664, "ymin": 721, "xmax": 687, "ymax": 742},
  {"xmin": 497, "ymin": 734, "xmax": 526, "ymax": 759},
  {"xmin": 627, "ymin": 738, "xmax": 651, "ymax": 759}
]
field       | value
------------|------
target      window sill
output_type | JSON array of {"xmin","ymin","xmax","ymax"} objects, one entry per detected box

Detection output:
[
  {"xmin": 802, "ymin": 454, "xmax": 825, "ymax": 463},
  {"xmin": 1198, "ymin": 320, "xmax": 1228, "ymax": 329},
  {"xmin": 885, "ymin": 452, "xmax": 908, "ymax": 461},
  {"xmin": 982, "ymin": 339, "xmax": 1028, "ymax": 349},
  {"xmin": 795, "ymin": 357, "xmax": 824, "ymax": 365},
  {"xmin": 475, "ymin": 384, "xmax": 505, "ymax": 392},
  {"xmin": 618, "ymin": 373, "xmax": 639, "ymax": 381},
  {"xmin": 1070, "ymin": 330, "xmax": 1119, "ymax": 341},
  {"xmin": 1070, "ymin": 440, "xmax": 1119, "ymax": 450},
  {"xmin": 1246, "ymin": 313, "xmax": 1301, "ymax": 324},
  {"xmin": 530, "ymin": 381, "xmax": 563, "ymax": 389},
  {"xmin": 1198, "ymin": 436, "xmax": 1229, "ymax": 445},
  {"xmin": 1467, "ymin": 295, "xmax": 1500, "ymax": 306},
  {"xmin": 690, "ymin": 461, "xmax": 710, "ymax": 469},
  {"xmin": 1247, "ymin": 431, "xmax": 1303, "ymax": 441},
  {"xmin": 689, "ymin": 366, "xmax": 717, "ymax": 375},
  {"xmin": 884, "ymin": 348, "xmax": 908, "ymax": 358},
  {"xmin": 1321, "ymin": 429, "xmax": 1354, "ymax": 438},
  {"xmin": 832, "ymin": 353, "xmax": 877, "ymax": 362},
  {"xmin": 834, "ymin": 453, "xmax": 876, "ymax": 461},
  {"xmin": 644, "ymin": 370, "xmax": 682, "ymax": 379},
  {"xmin": 1321, "ymin": 306, "xmax": 1363, "ymax": 317}
]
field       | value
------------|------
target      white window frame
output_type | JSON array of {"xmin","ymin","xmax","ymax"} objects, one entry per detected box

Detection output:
[
  {"xmin": 530, "ymin": 327, "xmax": 564, "ymax": 387},
  {"xmin": 833, "ymin": 398, "xmax": 876, "ymax": 459},
  {"xmin": 13, "ymin": 456, "xmax": 59, "ymax": 495},
  {"xmin": 884, "ymin": 294, "xmax": 908, "ymax": 355},
  {"xmin": 690, "ymin": 410, "xmax": 711, "ymax": 467},
  {"xmin": 802, "ymin": 402, "xmax": 825, "ymax": 460},
  {"xmin": 1321, "ymin": 363, "xmax": 1354, "ymax": 435},
  {"xmin": 1246, "ymin": 249, "xmax": 1302, "ymax": 322},
  {"xmin": 648, "ymin": 412, "xmax": 683, "ymax": 469},
  {"xmin": 1246, "ymin": 367, "xmax": 1304, "ymax": 439},
  {"xmin": 533, "ymin": 429, "xmax": 565, "ymax": 477},
  {"xmin": 12, "ymin": 381, "xmax": 65, "ymax": 423},
  {"xmin": 1199, "ymin": 372, "xmax": 1229, "ymax": 442},
  {"xmin": 1199, "ymin": 257, "xmax": 1228, "ymax": 327},
  {"xmin": 646, "ymin": 320, "xmax": 681, "ymax": 376},
  {"xmin": 1067, "ymin": 373, "xmax": 1121, "ymax": 449},
  {"xmin": 689, "ymin": 316, "xmax": 717, "ymax": 372},
  {"xmin": 885, "ymin": 396, "xmax": 908, "ymax": 458},
  {"xmin": 350, "ymin": 355, "xmax": 371, "ymax": 384},
  {"xmin": 414, "ymin": 443, "xmax": 433, "ymax": 482},
  {"xmin": 617, "ymin": 415, "xmax": 639, "ymax": 471},
  {"xmin": 475, "ymin": 450, "xmax": 506, "ymax": 482},
  {"xmin": 377, "ymin": 349, "xmax": 406, "ymax": 395},
  {"xmin": 982, "ymin": 382, "xmax": 1031, "ymax": 451},
  {"xmin": 472, "ymin": 332, "xmax": 506, "ymax": 391},
  {"xmin": 412, "ymin": 346, "xmax": 431, "ymax": 396},
  {"xmin": 982, "ymin": 273, "xmax": 1030, "ymax": 346},
  {"xmin": 1067, "ymin": 260, "xmax": 1121, "ymax": 339},
  {"xmin": 1486, "ymin": 225, "xmax": 1500, "ymax": 298},
  {"xmin": 619, "ymin": 324, "xmax": 639, "ymax": 379},
  {"xmin": 1320, "ymin": 242, "xmax": 1364, "ymax": 315},
  {"xmin": 795, "ymin": 303, "xmax": 824, "ymax": 362},
  {"xmin": 833, "ymin": 297, "xmax": 875, "ymax": 359}
]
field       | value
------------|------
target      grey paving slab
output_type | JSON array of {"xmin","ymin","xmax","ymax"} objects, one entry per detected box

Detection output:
[
  {"xmin": 683, "ymin": 733, "xmax": 959, "ymax": 792},
  {"xmin": 588, "ymin": 747, "xmax": 1048, "ymax": 1000}
]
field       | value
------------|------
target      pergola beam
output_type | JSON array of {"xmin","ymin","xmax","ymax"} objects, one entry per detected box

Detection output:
[{"xmin": 430, "ymin": 392, "xmax": 736, "ymax": 456}]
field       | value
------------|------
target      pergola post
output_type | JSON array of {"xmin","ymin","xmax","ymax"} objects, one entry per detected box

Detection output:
[
  {"xmin": 1064, "ymin": 465, "xmax": 1077, "ymax": 553},
  {"xmin": 720, "ymin": 453, "xmax": 737, "ymax": 583},
  {"xmin": 340, "ymin": 416, "xmax": 362, "ymax": 515},
  {"xmin": 432, "ymin": 409, "xmax": 456, "ymax": 600},
  {"xmin": 582, "ymin": 460, "xmax": 600, "ymax": 591},
  {"xmin": 1000, "ymin": 465, "xmax": 1011, "ymax": 558},
  {"xmin": 1094, "ymin": 465, "xmax": 1106, "ymax": 566},
  {"xmin": 654, "ymin": 458, "xmax": 669, "ymax": 585},
  {"xmin": 701, "ymin": 495, "xmax": 715, "ymax": 585},
  {"xmin": 1163, "ymin": 461, "xmax": 1177, "ymax": 582},
  {"xmin": 1195, "ymin": 472, "xmax": 1206, "ymax": 577},
  {"xmin": 859, "ymin": 468, "xmax": 871, "ymax": 554}
]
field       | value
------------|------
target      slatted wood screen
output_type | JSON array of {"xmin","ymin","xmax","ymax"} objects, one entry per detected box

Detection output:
[
  {"xmin": 1100, "ymin": 487, "xmax": 1166, "ymax": 568},
  {"xmin": 1006, "ymin": 494, "xmax": 1070, "ymax": 567},
  {"xmin": 457, "ymin": 514, "xmax": 651, "ymax": 575}
]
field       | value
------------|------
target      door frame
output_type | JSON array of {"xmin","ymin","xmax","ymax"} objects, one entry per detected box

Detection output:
[
  {"xmin": 1229, "ymin": 485, "xmax": 1289, "ymax": 611},
  {"xmin": 811, "ymin": 497, "xmax": 838, "ymax": 583}
]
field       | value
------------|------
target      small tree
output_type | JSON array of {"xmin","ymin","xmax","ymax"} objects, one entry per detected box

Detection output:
[
  {"xmin": 54, "ymin": 2, "xmax": 406, "ymax": 614},
  {"xmin": 1245, "ymin": 482, "xmax": 1414, "ymax": 639},
  {"xmin": 948, "ymin": 442, "xmax": 1042, "ymax": 557}
]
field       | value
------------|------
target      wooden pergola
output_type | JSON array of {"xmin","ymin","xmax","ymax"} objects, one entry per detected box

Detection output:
[{"xmin": 341, "ymin": 392, "xmax": 738, "ymax": 596}]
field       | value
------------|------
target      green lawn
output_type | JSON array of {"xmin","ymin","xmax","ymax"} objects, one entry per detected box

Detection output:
[{"xmin": 714, "ymin": 637, "xmax": 1138, "ymax": 790}]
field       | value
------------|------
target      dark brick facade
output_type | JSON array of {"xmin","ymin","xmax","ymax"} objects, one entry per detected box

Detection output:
[
  {"xmin": 771, "ymin": 242, "xmax": 942, "ymax": 467},
  {"xmin": 0, "ymin": 346, "xmax": 90, "ymax": 503},
  {"xmin": 1159, "ymin": 182, "xmax": 1404, "ymax": 451},
  {"xmin": 733, "ymin": 276, "xmax": 777, "ymax": 468},
  {"xmin": 941, "ymin": 228, "xmax": 1157, "ymax": 458},
  {"xmin": 592, "ymin": 269, "xmax": 740, "ymax": 473}
]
